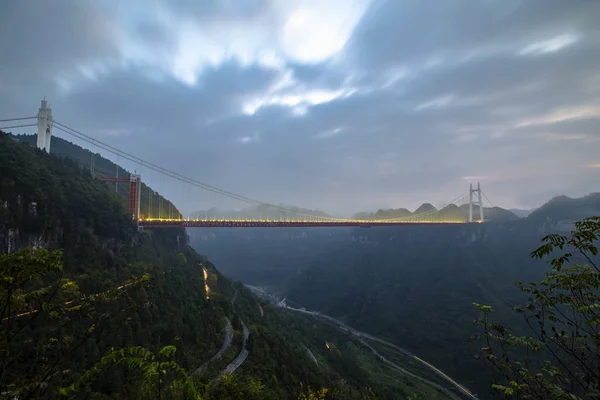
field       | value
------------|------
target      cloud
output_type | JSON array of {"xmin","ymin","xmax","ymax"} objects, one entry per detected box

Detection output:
[
  {"xmin": 535, "ymin": 132, "xmax": 591, "ymax": 142},
  {"xmin": 237, "ymin": 133, "xmax": 260, "ymax": 144},
  {"xmin": 414, "ymin": 94, "xmax": 456, "ymax": 111},
  {"xmin": 515, "ymin": 105, "xmax": 600, "ymax": 128},
  {"xmin": 519, "ymin": 33, "xmax": 580, "ymax": 55},
  {"xmin": 117, "ymin": 0, "xmax": 370, "ymax": 85},
  {"xmin": 316, "ymin": 127, "xmax": 343, "ymax": 139},
  {"xmin": 243, "ymin": 87, "xmax": 356, "ymax": 116},
  {"xmin": 346, "ymin": 0, "xmax": 599, "ymax": 69},
  {"xmin": 1, "ymin": 0, "xmax": 599, "ymax": 214}
]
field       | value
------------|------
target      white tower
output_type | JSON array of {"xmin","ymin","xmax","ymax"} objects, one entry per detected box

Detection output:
[
  {"xmin": 469, "ymin": 182, "xmax": 484, "ymax": 223},
  {"xmin": 36, "ymin": 98, "xmax": 53, "ymax": 152}
]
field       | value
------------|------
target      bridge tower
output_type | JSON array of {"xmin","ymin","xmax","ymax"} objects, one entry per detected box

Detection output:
[
  {"xmin": 469, "ymin": 182, "xmax": 484, "ymax": 223},
  {"xmin": 129, "ymin": 174, "xmax": 142, "ymax": 222},
  {"xmin": 36, "ymin": 98, "xmax": 53, "ymax": 152}
]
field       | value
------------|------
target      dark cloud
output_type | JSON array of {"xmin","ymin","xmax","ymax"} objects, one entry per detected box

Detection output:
[
  {"xmin": 166, "ymin": 0, "xmax": 272, "ymax": 23},
  {"xmin": 62, "ymin": 61, "xmax": 280, "ymax": 132},
  {"xmin": 287, "ymin": 62, "xmax": 354, "ymax": 89},
  {"xmin": 131, "ymin": 18, "xmax": 174, "ymax": 50},
  {"xmin": 400, "ymin": 41, "xmax": 600, "ymax": 108},
  {"xmin": 46, "ymin": 64, "xmax": 342, "ymax": 210},
  {"xmin": 0, "ymin": 0, "xmax": 114, "ymax": 68},
  {"xmin": 0, "ymin": 1, "xmax": 116, "ymax": 72},
  {"xmin": 1, "ymin": 0, "xmax": 599, "ymax": 214},
  {"xmin": 347, "ymin": 0, "xmax": 600, "ymax": 70},
  {"xmin": 0, "ymin": 0, "xmax": 118, "ymax": 117}
]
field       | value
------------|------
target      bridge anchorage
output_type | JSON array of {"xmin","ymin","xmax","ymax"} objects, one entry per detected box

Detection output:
[{"xmin": 0, "ymin": 98, "xmax": 491, "ymax": 229}]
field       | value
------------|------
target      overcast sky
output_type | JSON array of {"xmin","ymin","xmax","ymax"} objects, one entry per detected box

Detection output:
[{"xmin": 1, "ymin": 0, "xmax": 599, "ymax": 216}]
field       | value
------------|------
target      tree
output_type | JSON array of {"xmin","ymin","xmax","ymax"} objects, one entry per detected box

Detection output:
[
  {"xmin": 62, "ymin": 345, "xmax": 200, "ymax": 400},
  {"xmin": 202, "ymin": 374, "xmax": 264, "ymax": 400},
  {"xmin": 176, "ymin": 253, "xmax": 187, "ymax": 268},
  {"xmin": 472, "ymin": 216, "xmax": 600, "ymax": 398},
  {"xmin": 0, "ymin": 248, "xmax": 148, "ymax": 399},
  {"xmin": 298, "ymin": 387, "xmax": 328, "ymax": 400},
  {"xmin": 0, "ymin": 248, "xmax": 89, "ymax": 398}
]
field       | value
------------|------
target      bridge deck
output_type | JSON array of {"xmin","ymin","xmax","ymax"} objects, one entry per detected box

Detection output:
[{"xmin": 138, "ymin": 219, "xmax": 471, "ymax": 228}]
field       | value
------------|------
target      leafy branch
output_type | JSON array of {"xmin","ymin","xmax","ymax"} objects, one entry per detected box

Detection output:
[{"xmin": 472, "ymin": 216, "xmax": 600, "ymax": 399}]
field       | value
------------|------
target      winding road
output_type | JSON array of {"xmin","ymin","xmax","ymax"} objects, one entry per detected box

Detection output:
[
  {"xmin": 190, "ymin": 317, "xmax": 233, "ymax": 376},
  {"xmin": 222, "ymin": 321, "xmax": 249, "ymax": 374},
  {"xmin": 356, "ymin": 334, "xmax": 462, "ymax": 400},
  {"xmin": 281, "ymin": 304, "xmax": 477, "ymax": 399},
  {"xmin": 220, "ymin": 287, "xmax": 250, "ymax": 376},
  {"xmin": 303, "ymin": 344, "xmax": 319, "ymax": 367}
]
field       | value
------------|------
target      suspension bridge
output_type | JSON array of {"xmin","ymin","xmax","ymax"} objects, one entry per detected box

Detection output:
[{"xmin": 1, "ymin": 99, "xmax": 490, "ymax": 228}]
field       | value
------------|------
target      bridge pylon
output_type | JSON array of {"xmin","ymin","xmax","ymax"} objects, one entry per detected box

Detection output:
[
  {"xmin": 129, "ymin": 174, "xmax": 142, "ymax": 222},
  {"xmin": 36, "ymin": 98, "xmax": 53, "ymax": 153},
  {"xmin": 469, "ymin": 182, "xmax": 484, "ymax": 223}
]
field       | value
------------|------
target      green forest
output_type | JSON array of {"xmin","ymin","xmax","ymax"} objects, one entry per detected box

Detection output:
[
  {"xmin": 0, "ymin": 132, "xmax": 466, "ymax": 399},
  {"xmin": 11, "ymin": 133, "xmax": 182, "ymax": 220}
]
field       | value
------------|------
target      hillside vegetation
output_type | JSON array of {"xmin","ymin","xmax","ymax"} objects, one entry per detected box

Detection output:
[
  {"xmin": 11, "ymin": 134, "xmax": 183, "ymax": 220},
  {"xmin": 192, "ymin": 195, "xmax": 600, "ymax": 398},
  {"xmin": 1, "ymin": 131, "xmax": 460, "ymax": 399}
]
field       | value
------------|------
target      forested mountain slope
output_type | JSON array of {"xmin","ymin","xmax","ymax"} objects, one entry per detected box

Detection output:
[
  {"xmin": 191, "ymin": 199, "xmax": 599, "ymax": 398},
  {"xmin": 283, "ymin": 201, "xmax": 600, "ymax": 398},
  {"xmin": 11, "ymin": 133, "xmax": 182, "ymax": 220},
  {"xmin": 526, "ymin": 192, "xmax": 600, "ymax": 223},
  {"xmin": 1, "ymin": 131, "xmax": 458, "ymax": 399}
]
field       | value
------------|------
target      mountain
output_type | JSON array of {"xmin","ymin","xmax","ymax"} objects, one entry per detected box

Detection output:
[
  {"xmin": 459, "ymin": 204, "xmax": 520, "ymax": 221},
  {"xmin": 11, "ymin": 133, "xmax": 182, "ymax": 220},
  {"xmin": 1, "ymin": 131, "xmax": 461, "ymax": 399},
  {"xmin": 190, "ymin": 193, "xmax": 600, "ymax": 398},
  {"xmin": 190, "ymin": 204, "xmax": 332, "ymax": 220},
  {"xmin": 194, "ymin": 222, "xmax": 548, "ymax": 398},
  {"xmin": 414, "ymin": 203, "xmax": 436, "ymax": 214},
  {"xmin": 354, "ymin": 203, "xmax": 519, "ymax": 222},
  {"xmin": 509, "ymin": 208, "xmax": 536, "ymax": 218},
  {"xmin": 354, "ymin": 207, "xmax": 412, "ymax": 220},
  {"xmin": 527, "ymin": 193, "xmax": 600, "ymax": 223}
]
